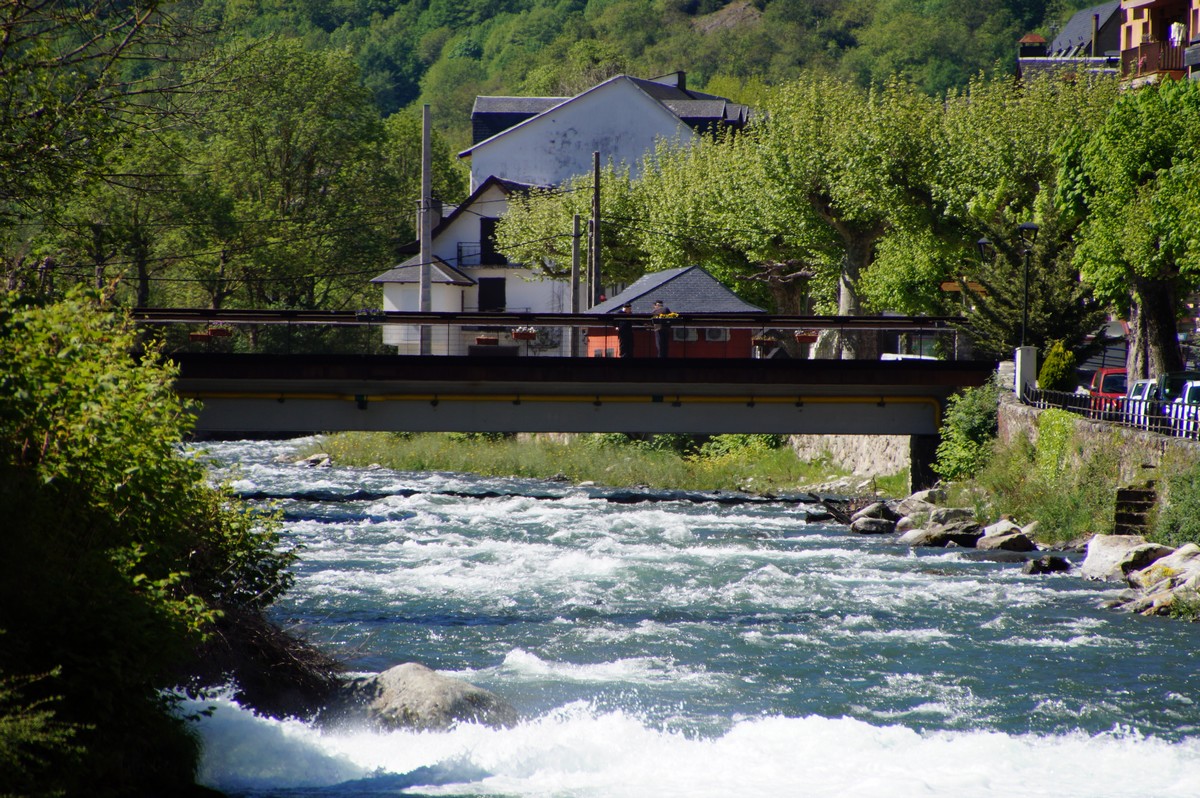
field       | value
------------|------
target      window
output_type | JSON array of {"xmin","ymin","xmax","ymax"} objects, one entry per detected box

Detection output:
[
  {"xmin": 477, "ymin": 277, "xmax": 506, "ymax": 312},
  {"xmin": 479, "ymin": 218, "xmax": 508, "ymax": 265}
]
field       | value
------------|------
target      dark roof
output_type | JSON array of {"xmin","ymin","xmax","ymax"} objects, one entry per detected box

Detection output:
[
  {"xmin": 586, "ymin": 266, "xmax": 766, "ymax": 315},
  {"xmin": 370, "ymin": 256, "xmax": 476, "ymax": 286},
  {"xmin": 393, "ymin": 175, "xmax": 544, "ymax": 258},
  {"xmin": 465, "ymin": 74, "xmax": 751, "ymax": 154},
  {"xmin": 470, "ymin": 96, "xmax": 566, "ymax": 145},
  {"xmin": 1050, "ymin": 1, "xmax": 1120, "ymax": 56}
]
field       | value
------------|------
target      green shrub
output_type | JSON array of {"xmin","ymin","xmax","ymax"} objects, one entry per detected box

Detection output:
[
  {"xmin": 1038, "ymin": 340, "xmax": 1078, "ymax": 392},
  {"xmin": 0, "ymin": 289, "xmax": 295, "ymax": 796},
  {"xmin": 932, "ymin": 382, "xmax": 1000, "ymax": 480},
  {"xmin": 1152, "ymin": 459, "xmax": 1200, "ymax": 548}
]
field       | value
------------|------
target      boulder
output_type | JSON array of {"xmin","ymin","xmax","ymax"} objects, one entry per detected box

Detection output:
[
  {"xmin": 929, "ymin": 507, "xmax": 975, "ymax": 525},
  {"xmin": 896, "ymin": 488, "xmax": 946, "ymax": 517},
  {"xmin": 1023, "ymin": 556, "xmax": 1072, "ymax": 575},
  {"xmin": 851, "ymin": 502, "xmax": 900, "ymax": 523},
  {"xmin": 982, "ymin": 519, "xmax": 1022, "ymax": 537},
  {"xmin": 976, "ymin": 531, "xmax": 1037, "ymax": 553},
  {"xmin": 1127, "ymin": 543, "xmax": 1200, "ymax": 590},
  {"xmin": 895, "ymin": 516, "xmax": 916, "ymax": 533},
  {"xmin": 296, "ymin": 453, "xmax": 331, "ymax": 468},
  {"xmin": 1080, "ymin": 535, "xmax": 1175, "ymax": 582},
  {"xmin": 898, "ymin": 520, "xmax": 983, "ymax": 548},
  {"xmin": 335, "ymin": 663, "xmax": 518, "ymax": 731},
  {"xmin": 850, "ymin": 517, "xmax": 896, "ymax": 535}
]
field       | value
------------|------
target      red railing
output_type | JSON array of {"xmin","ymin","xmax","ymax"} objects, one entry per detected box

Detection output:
[{"xmin": 1122, "ymin": 41, "xmax": 1186, "ymax": 78}]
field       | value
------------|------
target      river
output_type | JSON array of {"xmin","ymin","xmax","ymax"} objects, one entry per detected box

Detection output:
[{"xmin": 189, "ymin": 438, "xmax": 1200, "ymax": 797}]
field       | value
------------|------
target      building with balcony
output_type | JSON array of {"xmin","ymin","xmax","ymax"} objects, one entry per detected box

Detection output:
[{"xmin": 1119, "ymin": 0, "xmax": 1200, "ymax": 84}]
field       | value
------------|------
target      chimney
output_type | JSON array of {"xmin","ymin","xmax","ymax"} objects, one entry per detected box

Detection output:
[
  {"xmin": 1092, "ymin": 13, "xmax": 1099, "ymax": 57},
  {"xmin": 1018, "ymin": 33, "xmax": 1048, "ymax": 58}
]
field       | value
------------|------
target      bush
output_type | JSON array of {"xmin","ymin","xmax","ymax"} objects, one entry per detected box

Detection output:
[
  {"xmin": 1038, "ymin": 340, "xmax": 1078, "ymax": 392},
  {"xmin": 1153, "ymin": 459, "xmax": 1200, "ymax": 548},
  {"xmin": 932, "ymin": 382, "xmax": 1000, "ymax": 480},
  {"xmin": 0, "ymin": 289, "xmax": 296, "ymax": 796}
]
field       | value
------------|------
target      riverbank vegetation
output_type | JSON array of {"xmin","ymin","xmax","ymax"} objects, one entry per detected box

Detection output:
[
  {"xmin": 0, "ymin": 290, "xmax": 302, "ymax": 796},
  {"xmin": 306, "ymin": 431, "xmax": 909, "ymax": 496},
  {"xmin": 935, "ymin": 383, "xmax": 1200, "ymax": 549}
]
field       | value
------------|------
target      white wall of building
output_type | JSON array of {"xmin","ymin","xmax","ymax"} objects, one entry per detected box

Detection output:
[{"xmin": 468, "ymin": 78, "xmax": 694, "ymax": 191}]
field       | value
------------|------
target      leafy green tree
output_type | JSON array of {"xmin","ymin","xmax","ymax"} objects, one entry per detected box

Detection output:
[
  {"xmin": 1066, "ymin": 79, "xmax": 1200, "ymax": 379},
  {"xmin": 185, "ymin": 38, "xmax": 395, "ymax": 312},
  {"xmin": 933, "ymin": 381, "xmax": 1000, "ymax": 480},
  {"xmin": 0, "ymin": 288, "xmax": 296, "ymax": 795}
]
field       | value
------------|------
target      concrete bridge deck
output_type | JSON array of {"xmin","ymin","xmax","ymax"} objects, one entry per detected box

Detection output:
[{"xmin": 174, "ymin": 353, "xmax": 997, "ymax": 438}]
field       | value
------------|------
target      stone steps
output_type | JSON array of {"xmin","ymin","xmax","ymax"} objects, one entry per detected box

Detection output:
[{"xmin": 1113, "ymin": 483, "xmax": 1157, "ymax": 536}]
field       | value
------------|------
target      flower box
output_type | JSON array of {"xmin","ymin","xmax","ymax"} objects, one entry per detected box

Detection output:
[
  {"xmin": 512, "ymin": 331, "xmax": 537, "ymax": 341},
  {"xmin": 189, "ymin": 332, "xmax": 212, "ymax": 342},
  {"xmin": 793, "ymin": 331, "xmax": 818, "ymax": 344},
  {"xmin": 475, "ymin": 336, "xmax": 499, "ymax": 345},
  {"xmin": 207, "ymin": 326, "xmax": 232, "ymax": 337}
]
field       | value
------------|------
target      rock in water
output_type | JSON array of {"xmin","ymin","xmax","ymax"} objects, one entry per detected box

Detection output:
[
  {"xmin": 337, "ymin": 662, "xmax": 518, "ymax": 731},
  {"xmin": 1080, "ymin": 535, "xmax": 1174, "ymax": 582}
]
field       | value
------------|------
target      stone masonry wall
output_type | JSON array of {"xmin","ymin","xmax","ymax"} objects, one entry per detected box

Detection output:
[{"xmin": 787, "ymin": 434, "xmax": 911, "ymax": 477}]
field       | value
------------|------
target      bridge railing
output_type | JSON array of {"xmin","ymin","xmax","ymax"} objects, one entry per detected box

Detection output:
[
  {"xmin": 132, "ymin": 308, "xmax": 982, "ymax": 361},
  {"xmin": 1022, "ymin": 386, "xmax": 1200, "ymax": 441}
]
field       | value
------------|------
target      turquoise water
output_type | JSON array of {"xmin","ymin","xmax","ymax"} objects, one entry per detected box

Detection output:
[{"xmin": 191, "ymin": 439, "xmax": 1200, "ymax": 797}]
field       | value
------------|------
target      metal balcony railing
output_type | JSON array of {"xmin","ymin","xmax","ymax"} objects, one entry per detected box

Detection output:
[{"xmin": 1122, "ymin": 40, "xmax": 1186, "ymax": 78}]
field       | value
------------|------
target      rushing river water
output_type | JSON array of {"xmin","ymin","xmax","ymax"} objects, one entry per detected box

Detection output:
[{"xmin": 189, "ymin": 438, "xmax": 1200, "ymax": 797}]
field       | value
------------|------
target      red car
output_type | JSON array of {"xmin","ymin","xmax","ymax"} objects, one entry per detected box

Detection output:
[{"xmin": 1089, "ymin": 367, "xmax": 1127, "ymax": 418}]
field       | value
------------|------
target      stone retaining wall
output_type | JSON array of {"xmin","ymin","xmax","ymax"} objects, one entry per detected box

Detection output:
[
  {"xmin": 787, "ymin": 434, "xmax": 910, "ymax": 477},
  {"xmin": 998, "ymin": 393, "xmax": 1200, "ymax": 485}
]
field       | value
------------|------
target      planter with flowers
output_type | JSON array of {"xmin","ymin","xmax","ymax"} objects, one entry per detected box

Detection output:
[{"xmin": 512, "ymin": 326, "xmax": 538, "ymax": 341}]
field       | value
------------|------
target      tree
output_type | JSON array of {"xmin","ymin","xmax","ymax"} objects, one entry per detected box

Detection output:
[
  {"xmin": 184, "ymin": 38, "xmax": 395, "ymax": 312},
  {"xmin": 0, "ymin": 288, "xmax": 296, "ymax": 794},
  {"xmin": 915, "ymin": 73, "xmax": 1117, "ymax": 358},
  {"xmin": 1067, "ymin": 79, "xmax": 1200, "ymax": 379}
]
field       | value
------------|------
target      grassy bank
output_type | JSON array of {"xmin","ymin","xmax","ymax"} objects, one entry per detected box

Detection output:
[{"xmin": 303, "ymin": 432, "xmax": 910, "ymax": 495}]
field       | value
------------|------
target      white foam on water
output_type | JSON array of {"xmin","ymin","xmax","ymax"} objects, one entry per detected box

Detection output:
[
  {"xmin": 192, "ymin": 696, "xmax": 1200, "ymax": 798},
  {"xmin": 479, "ymin": 648, "xmax": 722, "ymax": 688}
]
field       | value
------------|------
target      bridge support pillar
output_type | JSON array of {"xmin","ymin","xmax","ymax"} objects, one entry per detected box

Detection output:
[{"xmin": 909, "ymin": 434, "xmax": 940, "ymax": 492}]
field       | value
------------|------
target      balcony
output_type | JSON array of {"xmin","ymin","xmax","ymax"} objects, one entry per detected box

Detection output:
[
  {"xmin": 1122, "ymin": 40, "xmax": 1187, "ymax": 81},
  {"xmin": 457, "ymin": 241, "xmax": 508, "ymax": 267}
]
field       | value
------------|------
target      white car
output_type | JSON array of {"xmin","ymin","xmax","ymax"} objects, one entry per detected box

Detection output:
[
  {"xmin": 1167, "ymin": 380, "xmax": 1200, "ymax": 437},
  {"xmin": 1125, "ymin": 379, "xmax": 1161, "ymax": 430}
]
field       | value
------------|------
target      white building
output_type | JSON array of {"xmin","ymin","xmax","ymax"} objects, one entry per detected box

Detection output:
[{"xmin": 370, "ymin": 72, "xmax": 750, "ymax": 354}]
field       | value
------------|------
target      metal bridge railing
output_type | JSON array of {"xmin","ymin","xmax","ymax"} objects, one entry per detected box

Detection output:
[
  {"xmin": 131, "ymin": 308, "xmax": 982, "ymax": 361},
  {"xmin": 1022, "ymin": 386, "xmax": 1200, "ymax": 441}
]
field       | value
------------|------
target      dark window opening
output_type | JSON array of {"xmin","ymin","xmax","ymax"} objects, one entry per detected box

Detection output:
[{"xmin": 478, "ymin": 277, "xmax": 506, "ymax": 312}]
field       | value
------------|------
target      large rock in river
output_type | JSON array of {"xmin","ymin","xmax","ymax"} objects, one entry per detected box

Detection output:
[
  {"xmin": 336, "ymin": 663, "xmax": 518, "ymax": 731},
  {"xmin": 1080, "ymin": 535, "xmax": 1174, "ymax": 582}
]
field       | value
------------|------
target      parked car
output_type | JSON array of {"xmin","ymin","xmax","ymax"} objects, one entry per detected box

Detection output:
[
  {"xmin": 1088, "ymin": 367, "xmax": 1127, "ymax": 419},
  {"xmin": 1168, "ymin": 380, "xmax": 1200, "ymax": 437},
  {"xmin": 1125, "ymin": 378, "xmax": 1161, "ymax": 429}
]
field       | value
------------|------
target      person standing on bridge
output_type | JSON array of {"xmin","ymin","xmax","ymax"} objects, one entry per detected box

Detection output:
[
  {"xmin": 616, "ymin": 303, "xmax": 635, "ymax": 358},
  {"xmin": 651, "ymin": 300, "xmax": 672, "ymax": 358}
]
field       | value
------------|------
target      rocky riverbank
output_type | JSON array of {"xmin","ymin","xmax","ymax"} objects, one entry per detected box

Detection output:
[{"xmin": 853, "ymin": 487, "xmax": 1200, "ymax": 617}]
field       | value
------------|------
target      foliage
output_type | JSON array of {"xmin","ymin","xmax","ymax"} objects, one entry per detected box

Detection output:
[
  {"xmin": 0, "ymin": 666, "xmax": 82, "ymax": 798},
  {"xmin": 1152, "ymin": 459, "xmax": 1200, "ymax": 549},
  {"xmin": 970, "ymin": 422, "xmax": 1119, "ymax": 545},
  {"xmin": 932, "ymin": 382, "xmax": 1000, "ymax": 480},
  {"xmin": 1067, "ymin": 79, "xmax": 1200, "ymax": 378},
  {"xmin": 1038, "ymin": 340, "xmax": 1078, "ymax": 392},
  {"xmin": 307, "ymin": 431, "xmax": 871, "ymax": 494},
  {"xmin": 0, "ymin": 288, "xmax": 296, "ymax": 795}
]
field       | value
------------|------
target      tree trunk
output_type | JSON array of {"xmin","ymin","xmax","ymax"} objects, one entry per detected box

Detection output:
[
  {"xmin": 836, "ymin": 231, "xmax": 880, "ymax": 360},
  {"xmin": 1127, "ymin": 276, "xmax": 1183, "ymax": 379}
]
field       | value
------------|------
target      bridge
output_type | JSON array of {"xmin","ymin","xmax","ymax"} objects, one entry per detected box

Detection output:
[{"xmin": 138, "ymin": 309, "xmax": 997, "ymax": 487}]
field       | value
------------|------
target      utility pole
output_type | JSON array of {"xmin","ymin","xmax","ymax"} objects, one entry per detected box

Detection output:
[
  {"xmin": 570, "ymin": 213, "xmax": 581, "ymax": 357},
  {"xmin": 591, "ymin": 151, "xmax": 601, "ymax": 306},
  {"xmin": 419, "ymin": 104, "xmax": 433, "ymax": 355}
]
